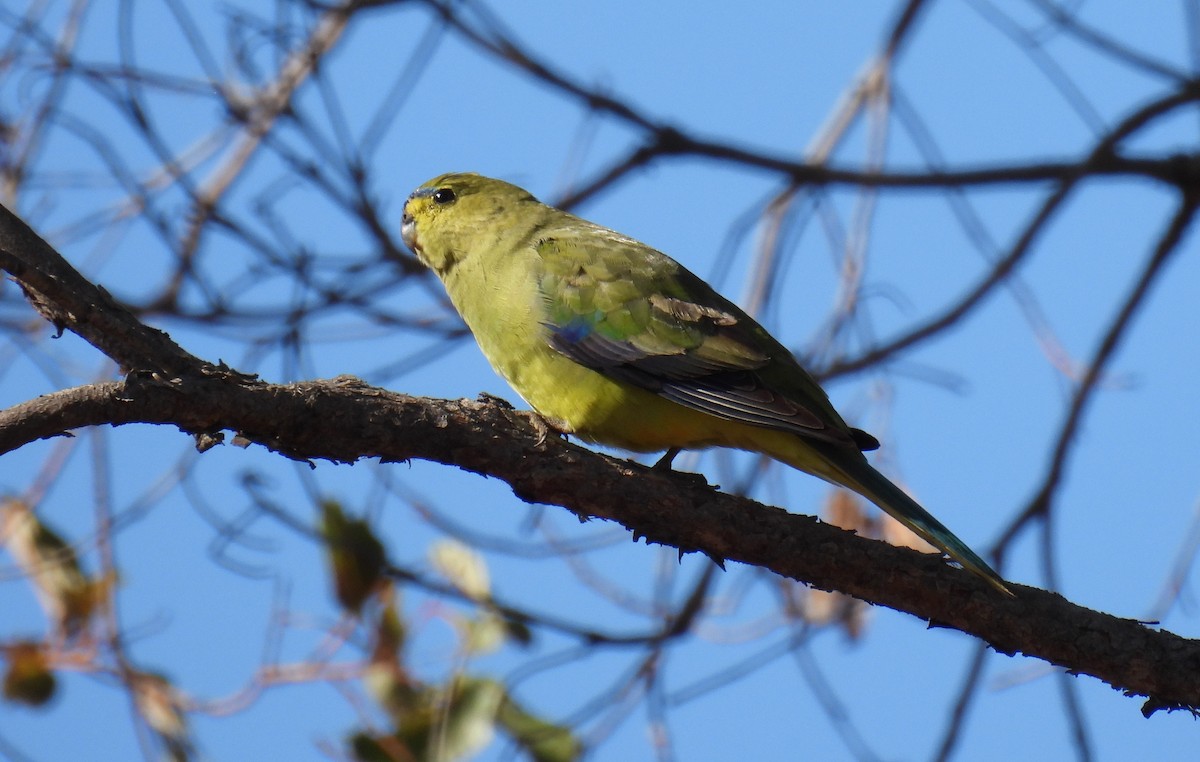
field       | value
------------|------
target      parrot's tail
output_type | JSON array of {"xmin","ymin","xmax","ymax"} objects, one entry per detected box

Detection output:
[{"xmin": 814, "ymin": 447, "xmax": 1013, "ymax": 596}]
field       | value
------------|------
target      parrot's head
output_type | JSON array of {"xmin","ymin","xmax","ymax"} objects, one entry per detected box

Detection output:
[{"xmin": 401, "ymin": 172, "xmax": 538, "ymax": 274}]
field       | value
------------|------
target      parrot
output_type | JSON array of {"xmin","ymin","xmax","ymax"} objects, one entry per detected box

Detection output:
[{"xmin": 400, "ymin": 172, "xmax": 1010, "ymax": 596}]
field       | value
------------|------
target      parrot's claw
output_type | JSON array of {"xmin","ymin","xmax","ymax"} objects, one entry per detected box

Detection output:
[
  {"xmin": 477, "ymin": 393, "xmax": 565, "ymax": 447},
  {"xmin": 526, "ymin": 411, "xmax": 567, "ymax": 448},
  {"xmin": 477, "ymin": 392, "xmax": 514, "ymax": 409},
  {"xmin": 653, "ymin": 447, "xmax": 682, "ymax": 471}
]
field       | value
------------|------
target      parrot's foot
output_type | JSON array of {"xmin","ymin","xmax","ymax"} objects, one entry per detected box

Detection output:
[
  {"xmin": 651, "ymin": 448, "xmax": 711, "ymax": 488},
  {"xmin": 525, "ymin": 410, "xmax": 568, "ymax": 448},
  {"xmin": 475, "ymin": 393, "xmax": 567, "ymax": 446},
  {"xmin": 653, "ymin": 447, "xmax": 682, "ymax": 471},
  {"xmin": 477, "ymin": 392, "xmax": 514, "ymax": 409}
]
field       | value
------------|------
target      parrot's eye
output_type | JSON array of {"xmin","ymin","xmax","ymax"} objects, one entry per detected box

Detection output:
[{"xmin": 432, "ymin": 188, "xmax": 456, "ymax": 205}]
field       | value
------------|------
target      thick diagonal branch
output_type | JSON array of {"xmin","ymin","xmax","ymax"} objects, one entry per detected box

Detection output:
[{"xmin": 0, "ymin": 375, "xmax": 1198, "ymax": 714}]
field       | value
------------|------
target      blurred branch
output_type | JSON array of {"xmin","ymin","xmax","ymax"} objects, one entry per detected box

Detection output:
[
  {"xmin": 1022, "ymin": 0, "xmax": 1190, "ymax": 83},
  {"xmin": 177, "ymin": 0, "xmax": 357, "ymax": 259},
  {"xmin": 822, "ymin": 83, "xmax": 1200, "ymax": 380},
  {"xmin": 559, "ymin": 135, "xmax": 1200, "ymax": 211},
  {"xmin": 2, "ymin": 207, "xmax": 1200, "ymax": 717},
  {"xmin": 996, "ymin": 193, "xmax": 1200, "ymax": 550},
  {"xmin": 429, "ymin": 0, "xmax": 1200, "ymax": 209}
]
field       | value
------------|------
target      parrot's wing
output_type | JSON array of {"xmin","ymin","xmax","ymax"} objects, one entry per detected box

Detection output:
[{"xmin": 537, "ymin": 236, "xmax": 877, "ymax": 450}]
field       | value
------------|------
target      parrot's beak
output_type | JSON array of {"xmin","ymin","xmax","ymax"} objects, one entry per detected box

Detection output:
[{"xmin": 400, "ymin": 208, "xmax": 418, "ymax": 254}]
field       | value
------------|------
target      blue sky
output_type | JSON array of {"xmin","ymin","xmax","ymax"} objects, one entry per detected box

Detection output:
[{"xmin": 2, "ymin": 1, "xmax": 1199, "ymax": 760}]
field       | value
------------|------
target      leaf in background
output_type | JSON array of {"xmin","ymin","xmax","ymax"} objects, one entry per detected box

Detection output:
[
  {"xmin": 805, "ymin": 490, "xmax": 871, "ymax": 639},
  {"xmin": 354, "ymin": 677, "xmax": 503, "ymax": 762},
  {"xmin": 462, "ymin": 612, "xmax": 507, "ymax": 655},
  {"xmin": 365, "ymin": 587, "xmax": 417, "ymax": 720},
  {"xmin": 2, "ymin": 641, "xmax": 56, "ymax": 708},
  {"xmin": 0, "ymin": 499, "xmax": 112, "ymax": 640},
  {"xmin": 321, "ymin": 500, "xmax": 388, "ymax": 614},
  {"xmin": 132, "ymin": 671, "xmax": 192, "ymax": 762},
  {"xmin": 429, "ymin": 540, "xmax": 490, "ymax": 601},
  {"xmin": 496, "ymin": 688, "xmax": 583, "ymax": 762}
]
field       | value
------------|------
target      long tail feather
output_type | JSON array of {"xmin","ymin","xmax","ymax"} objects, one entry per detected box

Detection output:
[{"xmin": 823, "ymin": 452, "xmax": 1012, "ymax": 596}]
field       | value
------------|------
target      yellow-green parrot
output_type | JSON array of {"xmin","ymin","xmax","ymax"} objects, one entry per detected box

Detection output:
[{"xmin": 400, "ymin": 173, "xmax": 1009, "ymax": 595}]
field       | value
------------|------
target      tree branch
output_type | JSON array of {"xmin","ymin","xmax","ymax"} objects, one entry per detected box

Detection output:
[
  {"xmin": 0, "ymin": 372, "xmax": 1198, "ymax": 714},
  {"xmin": 0, "ymin": 203, "xmax": 208, "ymax": 378}
]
